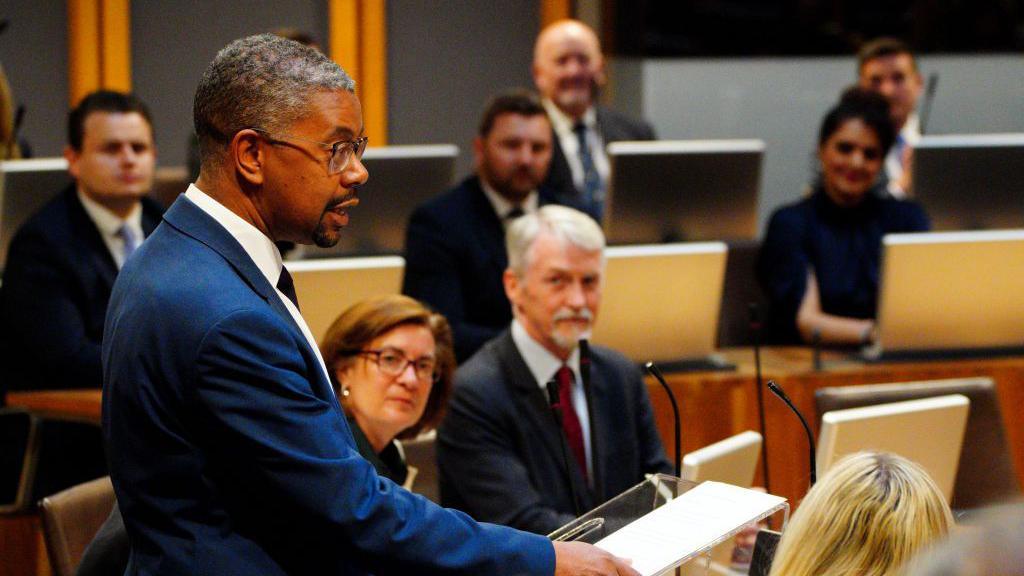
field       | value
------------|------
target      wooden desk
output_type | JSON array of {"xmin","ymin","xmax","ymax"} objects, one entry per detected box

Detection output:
[
  {"xmin": 6, "ymin": 389, "xmax": 103, "ymax": 424},
  {"xmin": 645, "ymin": 348, "xmax": 1024, "ymax": 510}
]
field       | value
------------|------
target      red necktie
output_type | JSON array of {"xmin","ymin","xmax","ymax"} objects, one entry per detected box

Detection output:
[{"xmin": 556, "ymin": 365, "xmax": 588, "ymax": 482}]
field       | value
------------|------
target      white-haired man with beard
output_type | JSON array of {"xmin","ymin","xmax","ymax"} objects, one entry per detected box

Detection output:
[{"xmin": 437, "ymin": 204, "xmax": 671, "ymax": 534}]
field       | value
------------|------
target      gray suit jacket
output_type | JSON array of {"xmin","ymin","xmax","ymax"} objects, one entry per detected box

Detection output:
[{"xmin": 437, "ymin": 330, "xmax": 671, "ymax": 534}]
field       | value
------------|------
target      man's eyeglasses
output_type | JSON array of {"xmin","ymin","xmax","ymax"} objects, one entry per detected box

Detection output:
[
  {"xmin": 252, "ymin": 128, "xmax": 368, "ymax": 175},
  {"xmin": 349, "ymin": 347, "xmax": 439, "ymax": 383}
]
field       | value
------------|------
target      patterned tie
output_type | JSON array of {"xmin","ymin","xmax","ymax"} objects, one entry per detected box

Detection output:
[
  {"xmin": 277, "ymin": 265, "xmax": 300, "ymax": 310},
  {"xmin": 573, "ymin": 121, "xmax": 603, "ymax": 220},
  {"xmin": 117, "ymin": 224, "xmax": 140, "ymax": 262},
  {"xmin": 556, "ymin": 365, "xmax": 588, "ymax": 482}
]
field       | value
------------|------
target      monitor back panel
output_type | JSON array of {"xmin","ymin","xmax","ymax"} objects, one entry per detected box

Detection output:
[
  {"xmin": 913, "ymin": 133, "xmax": 1024, "ymax": 231},
  {"xmin": 816, "ymin": 394, "xmax": 969, "ymax": 502},
  {"xmin": 876, "ymin": 230, "xmax": 1024, "ymax": 353},
  {"xmin": 289, "ymin": 256, "xmax": 405, "ymax": 345},
  {"xmin": 605, "ymin": 140, "xmax": 763, "ymax": 244},
  {"xmin": 0, "ymin": 159, "xmax": 72, "ymax": 270},
  {"xmin": 590, "ymin": 242, "xmax": 727, "ymax": 363},
  {"xmin": 301, "ymin": 145, "xmax": 457, "ymax": 258},
  {"xmin": 681, "ymin": 430, "xmax": 762, "ymax": 487}
]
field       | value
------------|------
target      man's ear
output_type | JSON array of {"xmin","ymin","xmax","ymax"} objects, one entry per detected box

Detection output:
[
  {"xmin": 231, "ymin": 129, "xmax": 265, "ymax": 186},
  {"xmin": 63, "ymin": 145, "xmax": 81, "ymax": 180},
  {"xmin": 503, "ymin": 268, "xmax": 519, "ymax": 305}
]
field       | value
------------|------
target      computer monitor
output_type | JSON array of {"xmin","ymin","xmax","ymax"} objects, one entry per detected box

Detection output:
[
  {"xmin": 300, "ymin": 144, "xmax": 458, "ymax": 258},
  {"xmin": 0, "ymin": 158, "xmax": 72, "ymax": 270},
  {"xmin": 868, "ymin": 229, "xmax": 1024, "ymax": 359},
  {"xmin": 913, "ymin": 133, "xmax": 1024, "ymax": 231},
  {"xmin": 604, "ymin": 140, "xmax": 763, "ymax": 244},
  {"xmin": 817, "ymin": 394, "xmax": 970, "ymax": 502},
  {"xmin": 288, "ymin": 256, "xmax": 405, "ymax": 345},
  {"xmin": 681, "ymin": 430, "xmax": 762, "ymax": 487},
  {"xmin": 589, "ymin": 242, "xmax": 728, "ymax": 367}
]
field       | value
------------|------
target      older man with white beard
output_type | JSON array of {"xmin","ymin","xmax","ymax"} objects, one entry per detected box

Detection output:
[{"xmin": 437, "ymin": 205, "xmax": 671, "ymax": 534}]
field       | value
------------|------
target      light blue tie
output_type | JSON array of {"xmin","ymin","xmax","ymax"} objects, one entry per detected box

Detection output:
[{"xmin": 118, "ymin": 224, "xmax": 140, "ymax": 262}]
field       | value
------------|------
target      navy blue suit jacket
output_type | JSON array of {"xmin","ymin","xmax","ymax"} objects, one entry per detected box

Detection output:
[
  {"xmin": 542, "ymin": 104, "xmax": 656, "ymax": 220},
  {"xmin": 437, "ymin": 330, "xmax": 671, "ymax": 534},
  {"xmin": 0, "ymin": 186, "xmax": 161, "ymax": 394},
  {"xmin": 402, "ymin": 176, "xmax": 566, "ymax": 362},
  {"xmin": 102, "ymin": 195, "xmax": 552, "ymax": 575}
]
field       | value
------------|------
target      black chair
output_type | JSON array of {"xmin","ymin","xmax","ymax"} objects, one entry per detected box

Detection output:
[{"xmin": 815, "ymin": 377, "xmax": 1020, "ymax": 510}]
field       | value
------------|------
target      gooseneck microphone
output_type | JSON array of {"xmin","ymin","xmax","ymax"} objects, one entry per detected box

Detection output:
[
  {"xmin": 546, "ymin": 379, "xmax": 583, "ymax": 518},
  {"xmin": 644, "ymin": 362, "xmax": 681, "ymax": 478},
  {"xmin": 766, "ymin": 380, "xmax": 817, "ymax": 486},
  {"xmin": 749, "ymin": 303, "xmax": 771, "ymax": 493}
]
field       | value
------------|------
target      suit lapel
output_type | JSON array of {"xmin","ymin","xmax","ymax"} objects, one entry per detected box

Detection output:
[
  {"xmin": 65, "ymin": 189, "xmax": 119, "ymax": 290},
  {"xmin": 583, "ymin": 361, "xmax": 608, "ymax": 503},
  {"xmin": 162, "ymin": 195, "xmax": 304, "ymax": 338},
  {"xmin": 465, "ymin": 178, "xmax": 508, "ymax": 273},
  {"xmin": 496, "ymin": 332, "xmax": 596, "ymax": 510}
]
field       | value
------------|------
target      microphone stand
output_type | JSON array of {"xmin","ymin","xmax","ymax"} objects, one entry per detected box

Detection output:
[
  {"xmin": 766, "ymin": 380, "xmax": 817, "ymax": 486},
  {"xmin": 749, "ymin": 303, "xmax": 771, "ymax": 493},
  {"xmin": 546, "ymin": 379, "xmax": 583, "ymax": 518},
  {"xmin": 644, "ymin": 362, "xmax": 681, "ymax": 478}
]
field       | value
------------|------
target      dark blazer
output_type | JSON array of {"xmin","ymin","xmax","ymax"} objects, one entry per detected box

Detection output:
[
  {"xmin": 402, "ymin": 176, "xmax": 565, "ymax": 362},
  {"xmin": 0, "ymin": 186, "xmax": 161, "ymax": 394},
  {"xmin": 543, "ymin": 104, "xmax": 656, "ymax": 218},
  {"xmin": 437, "ymin": 330, "xmax": 671, "ymax": 534},
  {"xmin": 102, "ymin": 195, "xmax": 551, "ymax": 576}
]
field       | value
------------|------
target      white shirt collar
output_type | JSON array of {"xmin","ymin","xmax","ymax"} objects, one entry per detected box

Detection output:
[
  {"xmin": 510, "ymin": 319, "xmax": 581, "ymax": 390},
  {"xmin": 543, "ymin": 98, "xmax": 597, "ymax": 137},
  {"xmin": 77, "ymin": 188, "xmax": 144, "ymax": 268},
  {"xmin": 901, "ymin": 112, "xmax": 921, "ymax": 145},
  {"xmin": 479, "ymin": 179, "xmax": 539, "ymax": 225},
  {"xmin": 183, "ymin": 184, "xmax": 283, "ymax": 287}
]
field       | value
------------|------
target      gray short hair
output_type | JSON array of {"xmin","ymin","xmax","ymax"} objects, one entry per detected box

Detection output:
[
  {"xmin": 193, "ymin": 33, "xmax": 355, "ymax": 167},
  {"xmin": 506, "ymin": 205, "xmax": 605, "ymax": 276}
]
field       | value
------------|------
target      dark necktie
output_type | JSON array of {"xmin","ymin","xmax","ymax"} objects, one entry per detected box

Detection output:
[
  {"xmin": 277, "ymin": 266, "xmax": 300, "ymax": 310},
  {"xmin": 505, "ymin": 206, "xmax": 525, "ymax": 221},
  {"xmin": 556, "ymin": 365, "xmax": 588, "ymax": 482},
  {"xmin": 573, "ymin": 121, "xmax": 603, "ymax": 219}
]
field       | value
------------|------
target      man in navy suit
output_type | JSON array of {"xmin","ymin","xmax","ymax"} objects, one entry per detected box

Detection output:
[
  {"xmin": 103, "ymin": 34, "xmax": 636, "ymax": 575},
  {"xmin": 0, "ymin": 91, "xmax": 161, "ymax": 395},
  {"xmin": 437, "ymin": 205, "xmax": 671, "ymax": 534},
  {"xmin": 403, "ymin": 90, "xmax": 570, "ymax": 362},
  {"xmin": 532, "ymin": 20, "xmax": 656, "ymax": 220}
]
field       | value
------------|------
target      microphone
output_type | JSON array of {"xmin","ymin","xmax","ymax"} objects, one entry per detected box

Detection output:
[
  {"xmin": 643, "ymin": 362, "xmax": 681, "ymax": 478},
  {"xmin": 546, "ymin": 379, "xmax": 583, "ymax": 517},
  {"xmin": 766, "ymin": 380, "xmax": 816, "ymax": 486},
  {"xmin": 811, "ymin": 328, "xmax": 823, "ymax": 372},
  {"xmin": 918, "ymin": 73, "xmax": 939, "ymax": 136},
  {"xmin": 749, "ymin": 303, "xmax": 771, "ymax": 493}
]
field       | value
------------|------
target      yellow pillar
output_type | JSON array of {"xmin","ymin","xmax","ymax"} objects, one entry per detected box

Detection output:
[
  {"xmin": 99, "ymin": 0, "xmax": 132, "ymax": 92},
  {"xmin": 67, "ymin": 0, "xmax": 132, "ymax": 106},
  {"xmin": 540, "ymin": 0, "xmax": 572, "ymax": 28},
  {"xmin": 328, "ymin": 0, "xmax": 388, "ymax": 145}
]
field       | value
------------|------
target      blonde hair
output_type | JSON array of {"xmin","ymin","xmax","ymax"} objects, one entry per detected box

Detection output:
[{"xmin": 769, "ymin": 452, "xmax": 954, "ymax": 576}]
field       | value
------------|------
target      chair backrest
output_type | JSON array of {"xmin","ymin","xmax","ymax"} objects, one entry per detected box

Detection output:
[
  {"xmin": 39, "ymin": 476, "xmax": 116, "ymax": 576},
  {"xmin": 817, "ymin": 394, "xmax": 970, "ymax": 502},
  {"xmin": 0, "ymin": 408, "xmax": 41, "ymax": 513},
  {"xmin": 815, "ymin": 377, "xmax": 1020, "ymax": 509},
  {"xmin": 400, "ymin": 432, "xmax": 439, "ymax": 504}
]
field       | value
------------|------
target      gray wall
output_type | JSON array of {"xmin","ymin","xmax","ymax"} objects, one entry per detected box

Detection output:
[
  {"xmin": 131, "ymin": 0, "xmax": 329, "ymax": 167},
  {"xmin": 1, "ymin": 0, "xmax": 68, "ymax": 157},
  {"xmin": 387, "ymin": 0, "xmax": 538, "ymax": 177},
  {"xmin": 633, "ymin": 55, "xmax": 1024, "ymax": 234}
]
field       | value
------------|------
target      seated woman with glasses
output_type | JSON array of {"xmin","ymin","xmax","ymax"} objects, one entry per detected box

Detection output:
[
  {"xmin": 319, "ymin": 294, "xmax": 454, "ymax": 487},
  {"xmin": 758, "ymin": 88, "xmax": 930, "ymax": 346}
]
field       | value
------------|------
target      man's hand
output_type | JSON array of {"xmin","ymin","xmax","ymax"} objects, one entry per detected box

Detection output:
[{"xmin": 553, "ymin": 541, "xmax": 641, "ymax": 576}]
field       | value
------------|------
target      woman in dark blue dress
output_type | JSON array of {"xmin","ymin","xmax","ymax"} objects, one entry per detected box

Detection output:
[{"xmin": 758, "ymin": 89, "xmax": 930, "ymax": 346}]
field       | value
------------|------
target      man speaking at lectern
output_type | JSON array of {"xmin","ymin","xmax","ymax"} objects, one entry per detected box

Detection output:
[
  {"xmin": 103, "ymin": 34, "xmax": 636, "ymax": 576},
  {"xmin": 438, "ymin": 205, "xmax": 670, "ymax": 534}
]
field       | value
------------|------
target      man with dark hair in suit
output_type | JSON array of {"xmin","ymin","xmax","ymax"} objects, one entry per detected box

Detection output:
[
  {"xmin": 533, "ymin": 20, "xmax": 656, "ymax": 220},
  {"xmin": 438, "ymin": 204, "xmax": 671, "ymax": 535},
  {"xmin": 103, "ymin": 33, "xmax": 635, "ymax": 576},
  {"xmin": 0, "ymin": 90, "xmax": 162, "ymax": 394},
  {"xmin": 403, "ymin": 89, "xmax": 570, "ymax": 362}
]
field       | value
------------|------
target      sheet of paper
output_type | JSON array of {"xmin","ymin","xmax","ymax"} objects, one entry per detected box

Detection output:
[{"xmin": 594, "ymin": 481, "xmax": 786, "ymax": 576}]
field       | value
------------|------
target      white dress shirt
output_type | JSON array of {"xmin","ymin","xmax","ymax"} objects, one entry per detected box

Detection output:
[
  {"xmin": 510, "ymin": 319, "xmax": 593, "ymax": 479},
  {"xmin": 543, "ymin": 99, "xmax": 610, "ymax": 194},
  {"xmin": 885, "ymin": 113, "xmax": 921, "ymax": 199},
  {"xmin": 184, "ymin": 184, "xmax": 333, "ymax": 390},
  {"xmin": 77, "ymin": 189, "xmax": 144, "ymax": 269},
  {"xmin": 480, "ymin": 179, "xmax": 539, "ymax": 229}
]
